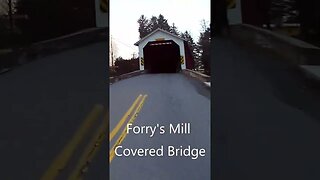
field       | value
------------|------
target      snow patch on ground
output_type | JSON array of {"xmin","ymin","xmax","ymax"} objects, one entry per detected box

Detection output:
[{"xmin": 204, "ymin": 82, "xmax": 211, "ymax": 87}]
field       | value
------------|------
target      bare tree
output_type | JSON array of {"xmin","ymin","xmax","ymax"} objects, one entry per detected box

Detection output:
[{"xmin": 110, "ymin": 36, "xmax": 118, "ymax": 66}]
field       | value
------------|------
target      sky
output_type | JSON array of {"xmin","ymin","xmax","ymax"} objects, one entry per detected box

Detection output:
[{"xmin": 110, "ymin": 0, "xmax": 210, "ymax": 60}]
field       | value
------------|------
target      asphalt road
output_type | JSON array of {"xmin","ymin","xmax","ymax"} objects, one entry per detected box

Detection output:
[
  {"xmin": 0, "ymin": 42, "xmax": 108, "ymax": 179},
  {"xmin": 109, "ymin": 74, "xmax": 211, "ymax": 180},
  {"xmin": 212, "ymin": 37, "xmax": 320, "ymax": 180}
]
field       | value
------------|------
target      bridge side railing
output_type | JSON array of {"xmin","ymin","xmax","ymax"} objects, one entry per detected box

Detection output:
[
  {"xmin": 182, "ymin": 69, "xmax": 211, "ymax": 89},
  {"xmin": 229, "ymin": 24, "xmax": 320, "ymax": 66},
  {"xmin": 109, "ymin": 70, "xmax": 145, "ymax": 84},
  {"xmin": 182, "ymin": 69, "xmax": 210, "ymax": 82},
  {"xmin": 0, "ymin": 27, "xmax": 108, "ymax": 72}
]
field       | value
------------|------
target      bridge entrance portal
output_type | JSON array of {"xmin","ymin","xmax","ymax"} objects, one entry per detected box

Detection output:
[
  {"xmin": 135, "ymin": 28, "xmax": 192, "ymax": 72},
  {"xmin": 143, "ymin": 40, "xmax": 180, "ymax": 73}
]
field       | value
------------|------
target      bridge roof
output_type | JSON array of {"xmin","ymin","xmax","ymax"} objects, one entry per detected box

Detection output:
[{"xmin": 134, "ymin": 28, "xmax": 186, "ymax": 46}]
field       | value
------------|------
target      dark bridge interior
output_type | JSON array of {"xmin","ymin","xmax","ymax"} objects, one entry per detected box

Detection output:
[{"xmin": 143, "ymin": 40, "xmax": 181, "ymax": 73}]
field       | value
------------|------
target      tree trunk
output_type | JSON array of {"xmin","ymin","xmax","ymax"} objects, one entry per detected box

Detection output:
[
  {"xmin": 212, "ymin": 0, "xmax": 229, "ymax": 36},
  {"xmin": 8, "ymin": 0, "xmax": 13, "ymax": 32}
]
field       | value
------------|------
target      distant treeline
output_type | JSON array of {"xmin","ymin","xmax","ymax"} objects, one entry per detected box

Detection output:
[{"xmin": 110, "ymin": 57, "xmax": 139, "ymax": 77}]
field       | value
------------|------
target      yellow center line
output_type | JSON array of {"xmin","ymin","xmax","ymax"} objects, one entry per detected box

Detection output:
[
  {"xmin": 109, "ymin": 94, "xmax": 142, "ymax": 141},
  {"xmin": 109, "ymin": 94, "xmax": 148, "ymax": 163},
  {"xmin": 67, "ymin": 113, "xmax": 108, "ymax": 180},
  {"xmin": 41, "ymin": 104, "xmax": 104, "ymax": 180}
]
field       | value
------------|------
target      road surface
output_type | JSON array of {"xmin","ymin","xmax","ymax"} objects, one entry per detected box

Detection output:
[
  {"xmin": 212, "ymin": 37, "xmax": 320, "ymax": 180},
  {"xmin": 109, "ymin": 73, "xmax": 211, "ymax": 180},
  {"xmin": 0, "ymin": 42, "xmax": 108, "ymax": 179}
]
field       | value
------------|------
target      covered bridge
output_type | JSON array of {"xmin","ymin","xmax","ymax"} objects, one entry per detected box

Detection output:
[{"xmin": 134, "ymin": 28, "xmax": 194, "ymax": 73}]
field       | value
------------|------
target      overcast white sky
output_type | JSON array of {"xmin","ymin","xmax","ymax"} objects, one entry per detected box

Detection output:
[{"xmin": 110, "ymin": 0, "xmax": 210, "ymax": 59}]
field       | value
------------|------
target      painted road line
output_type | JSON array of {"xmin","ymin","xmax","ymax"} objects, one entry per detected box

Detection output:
[
  {"xmin": 68, "ymin": 113, "xmax": 108, "ymax": 180},
  {"xmin": 109, "ymin": 94, "xmax": 142, "ymax": 141},
  {"xmin": 109, "ymin": 95, "xmax": 148, "ymax": 163},
  {"xmin": 41, "ymin": 104, "xmax": 105, "ymax": 180}
]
